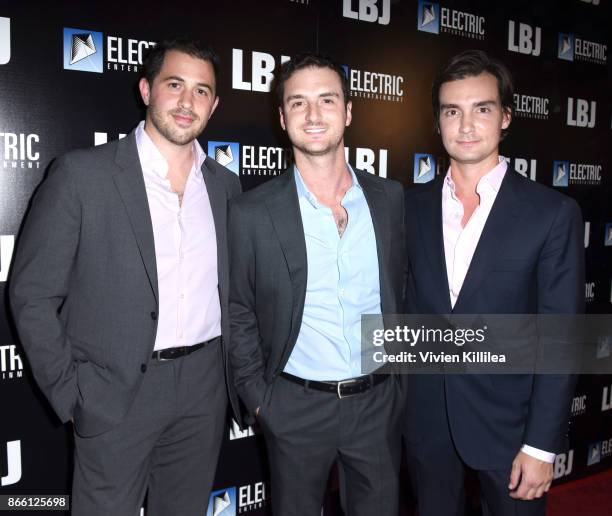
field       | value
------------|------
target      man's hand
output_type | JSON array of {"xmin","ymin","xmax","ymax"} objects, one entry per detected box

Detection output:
[{"xmin": 508, "ymin": 451, "xmax": 553, "ymax": 500}]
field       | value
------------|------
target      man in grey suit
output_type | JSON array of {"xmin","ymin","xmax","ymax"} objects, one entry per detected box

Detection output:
[
  {"xmin": 10, "ymin": 39, "xmax": 240, "ymax": 515},
  {"xmin": 228, "ymin": 53, "xmax": 405, "ymax": 515}
]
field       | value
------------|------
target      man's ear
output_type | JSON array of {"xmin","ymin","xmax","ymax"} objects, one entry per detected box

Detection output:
[
  {"xmin": 279, "ymin": 106, "xmax": 286, "ymax": 131},
  {"xmin": 345, "ymin": 100, "xmax": 352, "ymax": 127},
  {"xmin": 502, "ymin": 107, "xmax": 512, "ymax": 130},
  {"xmin": 139, "ymin": 78, "xmax": 151, "ymax": 106}
]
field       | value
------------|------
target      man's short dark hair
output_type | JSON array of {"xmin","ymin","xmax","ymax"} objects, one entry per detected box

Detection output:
[
  {"xmin": 275, "ymin": 53, "xmax": 350, "ymax": 108},
  {"xmin": 141, "ymin": 38, "xmax": 220, "ymax": 92},
  {"xmin": 432, "ymin": 50, "xmax": 514, "ymax": 138}
]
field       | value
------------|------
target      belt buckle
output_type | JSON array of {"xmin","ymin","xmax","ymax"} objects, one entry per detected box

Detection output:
[
  {"xmin": 152, "ymin": 350, "xmax": 173, "ymax": 362},
  {"xmin": 337, "ymin": 378, "xmax": 359, "ymax": 399}
]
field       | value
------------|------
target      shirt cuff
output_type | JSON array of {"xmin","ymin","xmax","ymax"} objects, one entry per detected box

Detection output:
[{"xmin": 521, "ymin": 444, "xmax": 555, "ymax": 463}]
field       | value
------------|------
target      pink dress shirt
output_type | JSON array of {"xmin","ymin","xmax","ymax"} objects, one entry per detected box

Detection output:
[
  {"xmin": 135, "ymin": 121, "xmax": 221, "ymax": 351},
  {"xmin": 442, "ymin": 157, "xmax": 555, "ymax": 463}
]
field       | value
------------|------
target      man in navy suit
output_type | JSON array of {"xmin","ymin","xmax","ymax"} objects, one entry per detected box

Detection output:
[{"xmin": 403, "ymin": 50, "xmax": 584, "ymax": 515}]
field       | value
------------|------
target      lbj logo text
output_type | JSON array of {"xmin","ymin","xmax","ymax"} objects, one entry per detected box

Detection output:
[
  {"xmin": 1, "ymin": 440, "xmax": 21, "ymax": 486},
  {"xmin": 232, "ymin": 49, "xmax": 290, "ymax": 92},
  {"xmin": 554, "ymin": 450, "xmax": 574, "ymax": 479},
  {"xmin": 343, "ymin": 0, "xmax": 390, "ymax": 26},
  {"xmin": 507, "ymin": 20, "xmax": 541, "ymax": 56},
  {"xmin": 566, "ymin": 97, "xmax": 596, "ymax": 128}
]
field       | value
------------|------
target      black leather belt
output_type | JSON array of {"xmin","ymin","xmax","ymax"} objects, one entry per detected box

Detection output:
[
  {"xmin": 280, "ymin": 372, "xmax": 388, "ymax": 398},
  {"xmin": 151, "ymin": 336, "xmax": 220, "ymax": 361}
]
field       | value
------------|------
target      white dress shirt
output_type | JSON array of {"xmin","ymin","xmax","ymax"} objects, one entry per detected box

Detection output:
[
  {"xmin": 442, "ymin": 157, "xmax": 555, "ymax": 464},
  {"xmin": 135, "ymin": 121, "xmax": 221, "ymax": 351}
]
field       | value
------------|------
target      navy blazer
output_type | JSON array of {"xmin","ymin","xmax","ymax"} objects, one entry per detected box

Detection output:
[{"xmin": 403, "ymin": 168, "xmax": 584, "ymax": 469}]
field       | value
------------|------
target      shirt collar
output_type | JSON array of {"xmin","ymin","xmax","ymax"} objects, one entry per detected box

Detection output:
[
  {"xmin": 444, "ymin": 156, "xmax": 507, "ymax": 196},
  {"xmin": 135, "ymin": 120, "xmax": 207, "ymax": 180},
  {"xmin": 294, "ymin": 163, "xmax": 362, "ymax": 209}
]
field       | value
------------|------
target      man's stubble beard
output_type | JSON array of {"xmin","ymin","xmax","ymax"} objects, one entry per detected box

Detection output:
[{"xmin": 147, "ymin": 105, "xmax": 205, "ymax": 146}]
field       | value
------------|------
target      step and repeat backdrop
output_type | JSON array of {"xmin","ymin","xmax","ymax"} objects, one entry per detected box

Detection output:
[{"xmin": 0, "ymin": 0, "xmax": 610, "ymax": 514}]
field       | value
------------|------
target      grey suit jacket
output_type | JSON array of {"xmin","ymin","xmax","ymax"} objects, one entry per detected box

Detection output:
[
  {"xmin": 10, "ymin": 130, "xmax": 241, "ymax": 437},
  {"xmin": 228, "ymin": 167, "xmax": 405, "ymax": 419}
]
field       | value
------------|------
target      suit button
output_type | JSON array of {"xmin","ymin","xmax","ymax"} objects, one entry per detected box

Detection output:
[
  {"xmin": 141, "ymin": 364, "xmax": 147, "ymax": 373},
  {"xmin": 150, "ymin": 311, "xmax": 157, "ymax": 320}
]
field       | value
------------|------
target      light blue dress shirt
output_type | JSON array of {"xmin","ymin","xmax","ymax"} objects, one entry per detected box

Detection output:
[{"xmin": 283, "ymin": 165, "xmax": 381, "ymax": 381}]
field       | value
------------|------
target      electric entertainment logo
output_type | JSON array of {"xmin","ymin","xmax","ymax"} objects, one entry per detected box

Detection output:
[
  {"xmin": 513, "ymin": 93, "xmax": 549, "ymax": 120},
  {"xmin": 207, "ymin": 483, "xmax": 268, "ymax": 515},
  {"xmin": 342, "ymin": 65, "xmax": 403, "ymax": 102},
  {"xmin": 552, "ymin": 161, "xmax": 569, "ymax": 187},
  {"xmin": 417, "ymin": 2, "xmax": 484, "ymax": 40},
  {"xmin": 585, "ymin": 282, "xmax": 595, "ymax": 303},
  {"xmin": 1, "ymin": 133, "xmax": 41, "ymax": 169},
  {"xmin": 208, "ymin": 142, "xmax": 240, "ymax": 175},
  {"xmin": 0, "ymin": 345, "xmax": 23, "ymax": 381},
  {"xmin": 0, "ymin": 17, "xmax": 10, "ymax": 65},
  {"xmin": 587, "ymin": 442, "xmax": 601, "ymax": 465},
  {"xmin": 413, "ymin": 153, "xmax": 436, "ymax": 184},
  {"xmin": 604, "ymin": 224, "xmax": 612, "ymax": 247},
  {"xmin": 558, "ymin": 32, "xmax": 607, "ymax": 65},
  {"xmin": 207, "ymin": 487, "xmax": 236, "ymax": 516},
  {"xmin": 208, "ymin": 141, "xmax": 290, "ymax": 177},
  {"xmin": 229, "ymin": 419, "xmax": 256, "ymax": 440},
  {"xmin": 64, "ymin": 28, "xmax": 155, "ymax": 73},
  {"xmin": 1, "ymin": 440, "xmax": 21, "ymax": 486},
  {"xmin": 587, "ymin": 438, "xmax": 612, "ymax": 466},
  {"xmin": 64, "ymin": 28, "xmax": 103, "ymax": 73},
  {"xmin": 417, "ymin": 1, "xmax": 439, "ymax": 33},
  {"xmin": 552, "ymin": 160, "xmax": 602, "ymax": 187}
]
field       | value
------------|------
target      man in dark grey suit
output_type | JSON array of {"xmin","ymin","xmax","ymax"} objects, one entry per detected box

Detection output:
[
  {"xmin": 228, "ymin": 53, "xmax": 405, "ymax": 515},
  {"xmin": 10, "ymin": 39, "xmax": 240, "ymax": 515}
]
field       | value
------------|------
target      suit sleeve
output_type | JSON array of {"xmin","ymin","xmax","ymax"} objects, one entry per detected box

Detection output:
[
  {"xmin": 9, "ymin": 155, "xmax": 81, "ymax": 423},
  {"xmin": 227, "ymin": 199, "xmax": 268, "ymax": 415},
  {"xmin": 523, "ymin": 197, "xmax": 584, "ymax": 453}
]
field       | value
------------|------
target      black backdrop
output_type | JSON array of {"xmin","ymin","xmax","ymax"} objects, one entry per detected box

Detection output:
[{"xmin": 0, "ymin": 1, "xmax": 610, "ymax": 514}]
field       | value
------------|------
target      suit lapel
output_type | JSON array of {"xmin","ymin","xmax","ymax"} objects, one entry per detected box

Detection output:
[
  {"xmin": 355, "ymin": 170, "xmax": 394, "ymax": 313},
  {"xmin": 264, "ymin": 170, "xmax": 308, "ymax": 354},
  {"xmin": 202, "ymin": 157, "xmax": 229, "ymax": 305},
  {"xmin": 414, "ymin": 178, "xmax": 453, "ymax": 313},
  {"xmin": 113, "ymin": 132, "xmax": 158, "ymax": 302},
  {"xmin": 453, "ymin": 170, "xmax": 526, "ymax": 311}
]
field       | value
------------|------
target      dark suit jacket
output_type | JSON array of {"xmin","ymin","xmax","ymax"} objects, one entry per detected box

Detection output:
[
  {"xmin": 403, "ymin": 168, "xmax": 584, "ymax": 470},
  {"xmin": 10, "ymin": 131, "xmax": 241, "ymax": 437},
  {"xmin": 228, "ymin": 167, "xmax": 405, "ymax": 417}
]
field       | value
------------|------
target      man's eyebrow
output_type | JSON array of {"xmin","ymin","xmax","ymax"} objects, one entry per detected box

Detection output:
[
  {"xmin": 440, "ymin": 100, "xmax": 497, "ymax": 109},
  {"xmin": 285, "ymin": 92, "xmax": 340, "ymax": 102}
]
